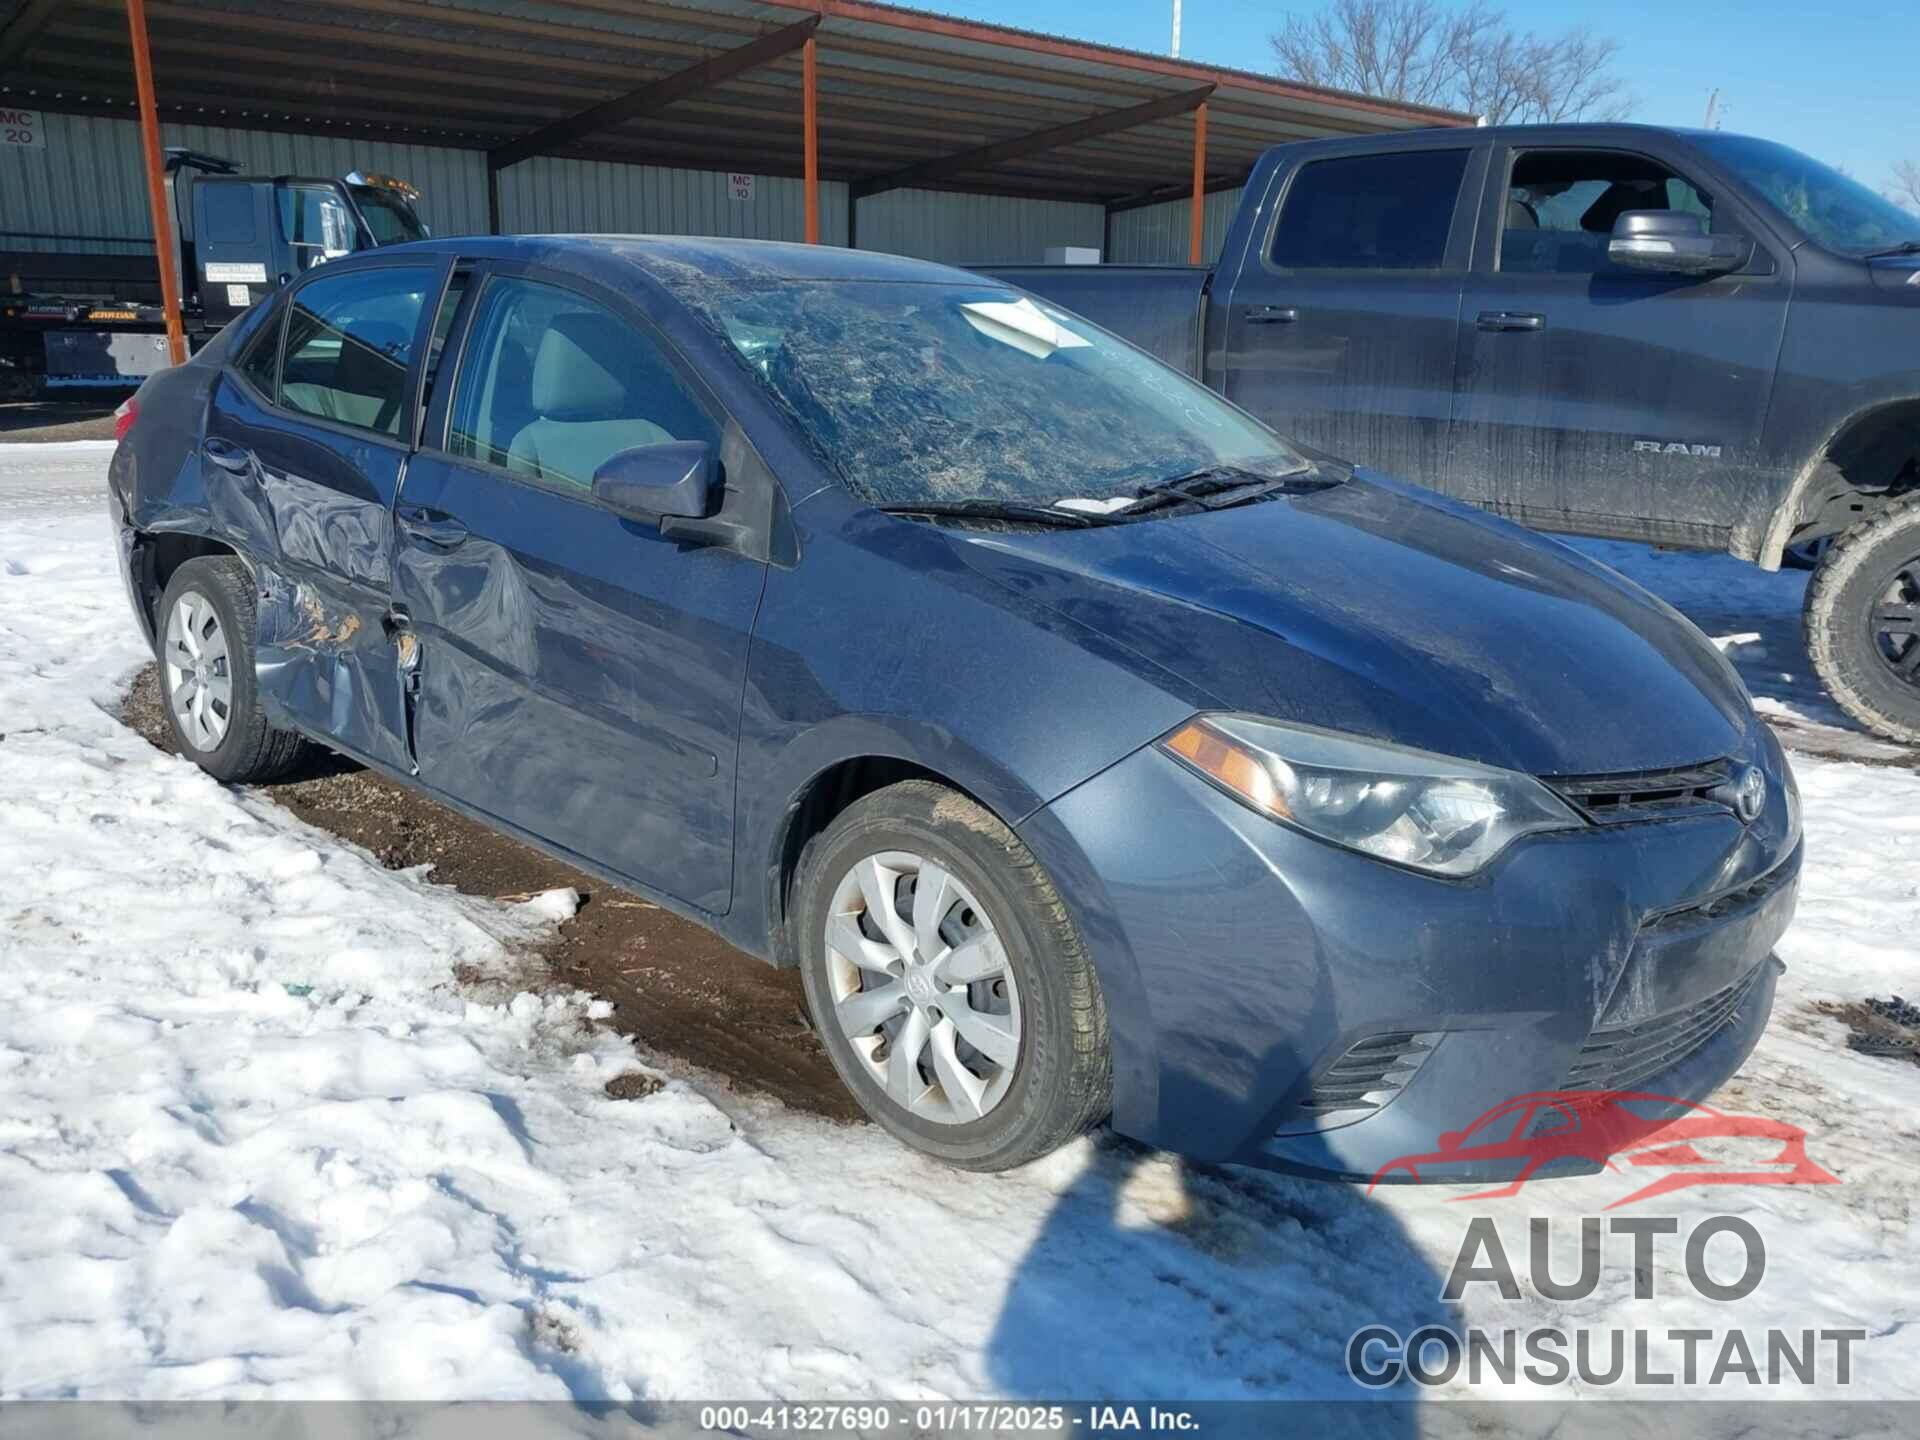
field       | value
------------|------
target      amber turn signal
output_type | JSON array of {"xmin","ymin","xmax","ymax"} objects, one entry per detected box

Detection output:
[{"xmin": 1163, "ymin": 719, "xmax": 1291, "ymax": 819}]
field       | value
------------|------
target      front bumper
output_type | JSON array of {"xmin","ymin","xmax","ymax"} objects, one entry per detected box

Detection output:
[{"xmin": 1028, "ymin": 737, "xmax": 1800, "ymax": 1179}]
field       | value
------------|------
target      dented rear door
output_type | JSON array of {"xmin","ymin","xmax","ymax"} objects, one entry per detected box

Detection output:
[{"xmin": 202, "ymin": 258, "xmax": 444, "ymax": 771}]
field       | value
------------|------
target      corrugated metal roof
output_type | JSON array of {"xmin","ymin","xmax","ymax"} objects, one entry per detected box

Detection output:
[{"xmin": 2, "ymin": 0, "xmax": 1468, "ymax": 207}]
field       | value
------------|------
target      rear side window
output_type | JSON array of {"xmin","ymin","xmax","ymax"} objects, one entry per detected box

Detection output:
[
  {"xmin": 278, "ymin": 266, "xmax": 430, "ymax": 438},
  {"xmin": 1270, "ymin": 150, "xmax": 1469, "ymax": 271},
  {"xmin": 447, "ymin": 276, "xmax": 716, "ymax": 492}
]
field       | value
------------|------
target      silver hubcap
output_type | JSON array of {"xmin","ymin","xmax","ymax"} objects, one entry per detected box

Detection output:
[
  {"xmin": 164, "ymin": 589, "xmax": 233, "ymax": 751},
  {"xmin": 825, "ymin": 850, "xmax": 1022, "ymax": 1125}
]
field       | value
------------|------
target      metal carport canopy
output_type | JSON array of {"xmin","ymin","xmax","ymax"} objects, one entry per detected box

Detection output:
[{"xmin": 4, "ymin": 0, "xmax": 1470, "ymax": 229}]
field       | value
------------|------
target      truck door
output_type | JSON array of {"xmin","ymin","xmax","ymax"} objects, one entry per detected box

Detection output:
[
  {"xmin": 1450, "ymin": 142, "xmax": 1790, "ymax": 539},
  {"xmin": 193, "ymin": 178, "xmax": 275, "ymax": 329},
  {"xmin": 1216, "ymin": 143, "xmax": 1484, "ymax": 490}
]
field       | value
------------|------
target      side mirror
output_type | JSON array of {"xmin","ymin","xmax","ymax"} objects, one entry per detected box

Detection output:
[
  {"xmin": 1607, "ymin": 210, "xmax": 1750, "ymax": 276},
  {"xmin": 591, "ymin": 441, "xmax": 717, "ymax": 526}
]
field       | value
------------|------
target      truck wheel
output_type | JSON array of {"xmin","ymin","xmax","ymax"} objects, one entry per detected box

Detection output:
[
  {"xmin": 1804, "ymin": 495, "xmax": 1920, "ymax": 744},
  {"xmin": 157, "ymin": 556, "xmax": 313, "ymax": 782},
  {"xmin": 793, "ymin": 780, "xmax": 1111, "ymax": 1171}
]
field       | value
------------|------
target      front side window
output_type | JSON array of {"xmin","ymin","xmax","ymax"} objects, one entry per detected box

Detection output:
[
  {"xmin": 668, "ymin": 280, "xmax": 1304, "ymax": 508},
  {"xmin": 278, "ymin": 266, "xmax": 430, "ymax": 437},
  {"xmin": 447, "ymin": 276, "xmax": 716, "ymax": 492},
  {"xmin": 1501, "ymin": 150, "xmax": 1713, "ymax": 275},
  {"xmin": 1695, "ymin": 133, "xmax": 1919, "ymax": 257},
  {"xmin": 1270, "ymin": 150, "xmax": 1469, "ymax": 271}
]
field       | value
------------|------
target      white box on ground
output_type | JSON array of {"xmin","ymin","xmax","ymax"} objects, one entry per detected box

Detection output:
[{"xmin": 1042, "ymin": 246, "xmax": 1101, "ymax": 265}]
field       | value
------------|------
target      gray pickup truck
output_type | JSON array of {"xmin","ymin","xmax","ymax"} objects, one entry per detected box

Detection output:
[{"xmin": 991, "ymin": 123, "xmax": 1920, "ymax": 743}]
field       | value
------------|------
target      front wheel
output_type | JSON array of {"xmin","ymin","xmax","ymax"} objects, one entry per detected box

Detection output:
[
  {"xmin": 1804, "ymin": 495, "xmax": 1920, "ymax": 744},
  {"xmin": 156, "ymin": 556, "xmax": 312, "ymax": 782},
  {"xmin": 794, "ymin": 780, "xmax": 1111, "ymax": 1170}
]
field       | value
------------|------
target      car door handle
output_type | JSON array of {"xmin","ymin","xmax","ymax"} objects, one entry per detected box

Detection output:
[
  {"xmin": 396, "ymin": 505, "xmax": 469, "ymax": 549},
  {"xmin": 202, "ymin": 437, "xmax": 254, "ymax": 474},
  {"xmin": 1246, "ymin": 304, "xmax": 1299, "ymax": 324},
  {"xmin": 1476, "ymin": 310, "xmax": 1546, "ymax": 332}
]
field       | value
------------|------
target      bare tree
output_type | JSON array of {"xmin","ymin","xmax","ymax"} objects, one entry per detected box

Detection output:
[
  {"xmin": 1889, "ymin": 159, "xmax": 1920, "ymax": 214},
  {"xmin": 1271, "ymin": 0, "xmax": 1629, "ymax": 124}
]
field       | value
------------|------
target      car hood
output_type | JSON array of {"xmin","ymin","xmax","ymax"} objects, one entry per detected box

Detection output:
[{"xmin": 952, "ymin": 476, "xmax": 1751, "ymax": 777}]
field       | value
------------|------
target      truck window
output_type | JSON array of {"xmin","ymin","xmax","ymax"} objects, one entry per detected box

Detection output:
[
  {"xmin": 277, "ymin": 186, "xmax": 355, "ymax": 270},
  {"xmin": 1269, "ymin": 150, "xmax": 1469, "ymax": 271},
  {"xmin": 200, "ymin": 184, "xmax": 258, "ymax": 246},
  {"xmin": 277, "ymin": 266, "xmax": 431, "ymax": 438},
  {"xmin": 1500, "ymin": 151, "xmax": 1712, "ymax": 276}
]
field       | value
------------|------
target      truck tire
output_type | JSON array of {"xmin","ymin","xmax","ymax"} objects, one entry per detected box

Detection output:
[
  {"xmin": 793, "ymin": 780, "xmax": 1111, "ymax": 1171},
  {"xmin": 156, "ymin": 556, "xmax": 313, "ymax": 782},
  {"xmin": 1804, "ymin": 495, "xmax": 1920, "ymax": 744}
]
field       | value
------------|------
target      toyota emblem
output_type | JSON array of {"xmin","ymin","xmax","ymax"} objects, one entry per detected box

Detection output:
[{"xmin": 1731, "ymin": 765, "xmax": 1767, "ymax": 823}]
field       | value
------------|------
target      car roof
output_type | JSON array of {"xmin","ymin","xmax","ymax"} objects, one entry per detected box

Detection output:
[{"xmin": 366, "ymin": 233, "xmax": 992, "ymax": 289}]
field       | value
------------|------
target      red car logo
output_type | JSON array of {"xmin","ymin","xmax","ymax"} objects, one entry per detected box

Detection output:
[{"xmin": 1370, "ymin": 1089, "xmax": 1840, "ymax": 1209}]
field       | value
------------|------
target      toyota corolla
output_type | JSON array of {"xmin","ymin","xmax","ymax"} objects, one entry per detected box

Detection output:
[{"xmin": 109, "ymin": 237, "xmax": 1801, "ymax": 1177}]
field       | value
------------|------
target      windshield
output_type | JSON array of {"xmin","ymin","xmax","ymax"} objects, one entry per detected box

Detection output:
[
  {"xmin": 681, "ymin": 280, "xmax": 1304, "ymax": 507},
  {"xmin": 1696, "ymin": 134, "xmax": 1919, "ymax": 256},
  {"xmin": 349, "ymin": 184, "xmax": 430, "ymax": 246}
]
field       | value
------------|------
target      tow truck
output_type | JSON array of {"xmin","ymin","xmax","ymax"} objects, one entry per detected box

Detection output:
[{"xmin": 1, "ymin": 149, "xmax": 429, "ymax": 398}]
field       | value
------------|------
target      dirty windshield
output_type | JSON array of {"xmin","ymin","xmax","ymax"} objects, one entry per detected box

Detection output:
[{"xmin": 695, "ymin": 281, "xmax": 1305, "ymax": 507}]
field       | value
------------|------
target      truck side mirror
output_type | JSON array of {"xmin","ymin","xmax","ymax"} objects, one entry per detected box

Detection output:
[
  {"xmin": 1608, "ymin": 210, "xmax": 1750, "ymax": 276},
  {"xmin": 591, "ymin": 442, "xmax": 718, "ymax": 526}
]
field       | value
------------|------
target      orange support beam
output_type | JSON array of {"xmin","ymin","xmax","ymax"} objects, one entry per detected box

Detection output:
[
  {"xmin": 1189, "ymin": 100, "xmax": 1207, "ymax": 265},
  {"xmin": 126, "ymin": 0, "xmax": 186, "ymax": 364},
  {"xmin": 802, "ymin": 35, "xmax": 820, "ymax": 243}
]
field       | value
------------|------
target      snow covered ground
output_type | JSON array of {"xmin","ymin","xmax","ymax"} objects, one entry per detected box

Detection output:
[{"xmin": 0, "ymin": 444, "xmax": 1915, "ymax": 1407}]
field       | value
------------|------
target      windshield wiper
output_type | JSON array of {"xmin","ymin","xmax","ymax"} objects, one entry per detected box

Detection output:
[
  {"xmin": 874, "ymin": 498, "xmax": 1113, "ymax": 528},
  {"xmin": 1863, "ymin": 240, "xmax": 1920, "ymax": 259},
  {"xmin": 1123, "ymin": 463, "xmax": 1335, "ymax": 516}
]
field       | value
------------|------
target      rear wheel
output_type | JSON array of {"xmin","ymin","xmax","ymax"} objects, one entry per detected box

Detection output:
[
  {"xmin": 157, "ymin": 556, "xmax": 312, "ymax": 782},
  {"xmin": 1804, "ymin": 496, "xmax": 1920, "ymax": 744},
  {"xmin": 794, "ymin": 780, "xmax": 1110, "ymax": 1170}
]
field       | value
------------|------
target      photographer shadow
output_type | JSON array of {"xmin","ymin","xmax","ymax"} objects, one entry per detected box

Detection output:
[{"xmin": 985, "ymin": 1060, "xmax": 1460, "ymax": 1430}]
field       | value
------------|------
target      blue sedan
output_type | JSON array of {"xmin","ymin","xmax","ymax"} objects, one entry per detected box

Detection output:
[{"xmin": 109, "ymin": 236, "xmax": 1800, "ymax": 1176}]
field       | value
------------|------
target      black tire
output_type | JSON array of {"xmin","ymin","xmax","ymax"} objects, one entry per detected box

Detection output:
[
  {"xmin": 794, "ymin": 780, "xmax": 1111, "ymax": 1170},
  {"xmin": 156, "ymin": 556, "xmax": 312, "ymax": 782},
  {"xmin": 1804, "ymin": 495, "xmax": 1920, "ymax": 744}
]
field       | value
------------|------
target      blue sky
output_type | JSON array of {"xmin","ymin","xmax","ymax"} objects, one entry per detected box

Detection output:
[{"xmin": 932, "ymin": 1, "xmax": 1909, "ymax": 191}]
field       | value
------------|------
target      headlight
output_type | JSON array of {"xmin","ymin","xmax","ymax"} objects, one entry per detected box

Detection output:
[{"xmin": 1160, "ymin": 715, "xmax": 1583, "ymax": 877}]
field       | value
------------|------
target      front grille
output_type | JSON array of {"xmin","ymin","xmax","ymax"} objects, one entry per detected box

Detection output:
[
  {"xmin": 1546, "ymin": 759, "xmax": 1735, "ymax": 825},
  {"xmin": 1566, "ymin": 963, "xmax": 1768, "ymax": 1091},
  {"xmin": 1298, "ymin": 1030, "xmax": 1442, "ymax": 1116}
]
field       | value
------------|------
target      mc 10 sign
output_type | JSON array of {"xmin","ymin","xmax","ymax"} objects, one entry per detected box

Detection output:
[{"xmin": 1, "ymin": 108, "xmax": 45, "ymax": 148}]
